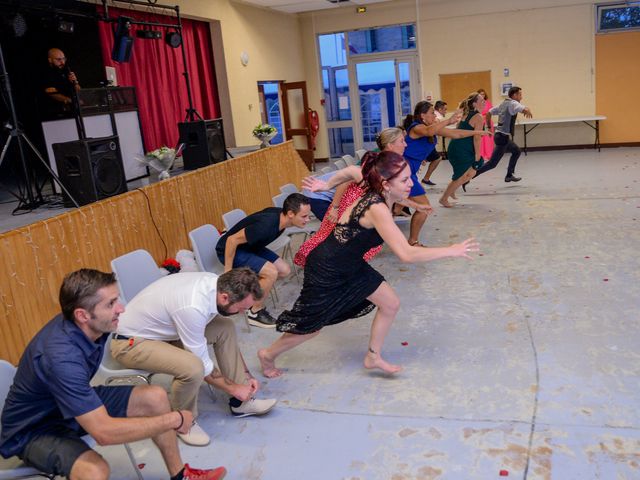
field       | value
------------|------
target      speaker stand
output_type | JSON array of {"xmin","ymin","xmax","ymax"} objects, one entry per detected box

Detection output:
[{"xmin": 0, "ymin": 125, "xmax": 81, "ymax": 210}]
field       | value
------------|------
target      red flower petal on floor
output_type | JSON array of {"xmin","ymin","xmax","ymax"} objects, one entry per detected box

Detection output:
[
  {"xmin": 499, "ymin": 470, "xmax": 509, "ymax": 476},
  {"xmin": 138, "ymin": 463, "xmax": 146, "ymax": 469},
  {"xmin": 603, "ymin": 278, "xmax": 609, "ymax": 282},
  {"xmin": 584, "ymin": 256, "xmax": 590, "ymax": 259},
  {"xmin": 401, "ymin": 342, "xmax": 408, "ymax": 346}
]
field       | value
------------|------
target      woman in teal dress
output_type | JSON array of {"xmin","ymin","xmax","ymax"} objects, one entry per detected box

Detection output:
[{"xmin": 439, "ymin": 92, "xmax": 487, "ymax": 207}]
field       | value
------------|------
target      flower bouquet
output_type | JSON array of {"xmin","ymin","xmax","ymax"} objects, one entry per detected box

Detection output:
[
  {"xmin": 136, "ymin": 146, "xmax": 176, "ymax": 180},
  {"xmin": 252, "ymin": 123, "xmax": 277, "ymax": 149},
  {"xmin": 161, "ymin": 258, "xmax": 181, "ymax": 274}
]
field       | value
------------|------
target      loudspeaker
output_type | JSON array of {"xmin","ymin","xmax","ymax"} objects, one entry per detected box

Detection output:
[
  {"xmin": 52, "ymin": 136, "xmax": 128, "ymax": 207},
  {"xmin": 178, "ymin": 119, "xmax": 227, "ymax": 170}
]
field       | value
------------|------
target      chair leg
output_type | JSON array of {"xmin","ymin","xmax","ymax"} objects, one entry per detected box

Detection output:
[
  {"xmin": 243, "ymin": 312, "xmax": 251, "ymax": 333},
  {"xmin": 123, "ymin": 443, "xmax": 144, "ymax": 480},
  {"xmin": 270, "ymin": 286, "xmax": 279, "ymax": 305},
  {"xmin": 207, "ymin": 384, "xmax": 217, "ymax": 401},
  {"xmin": 286, "ymin": 243, "xmax": 301, "ymax": 284}
]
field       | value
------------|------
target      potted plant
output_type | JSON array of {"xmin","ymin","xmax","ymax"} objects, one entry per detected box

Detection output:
[{"xmin": 252, "ymin": 123, "xmax": 278, "ymax": 148}]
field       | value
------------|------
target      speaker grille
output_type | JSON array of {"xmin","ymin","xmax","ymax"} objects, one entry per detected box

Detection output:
[
  {"xmin": 53, "ymin": 136, "xmax": 127, "ymax": 206},
  {"xmin": 179, "ymin": 119, "xmax": 226, "ymax": 170}
]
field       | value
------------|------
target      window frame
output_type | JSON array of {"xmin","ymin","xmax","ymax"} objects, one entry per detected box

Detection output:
[{"xmin": 596, "ymin": 1, "xmax": 640, "ymax": 33}]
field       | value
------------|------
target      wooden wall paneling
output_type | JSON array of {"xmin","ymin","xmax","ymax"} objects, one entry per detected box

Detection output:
[
  {"xmin": 137, "ymin": 182, "xmax": 189, "ymax": 260},
  {"xmin": 0, "ymin": 142, "xmax": 310, "ymax": 364},
  {"xmin": 0, "ymin": 236, "xmax": 27, "ymax": 364}
]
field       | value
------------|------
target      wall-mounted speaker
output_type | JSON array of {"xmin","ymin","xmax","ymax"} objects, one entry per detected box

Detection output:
[
  {"xmin": 178, "ymin": 118, "xmax": 227, "ymax": 170},
  {"xmin": 52, "ymin": 136, "xmax": 128, "ymax": 207}
]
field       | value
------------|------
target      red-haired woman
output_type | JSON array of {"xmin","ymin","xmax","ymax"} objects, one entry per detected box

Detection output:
[{"xmin": 258, "ymin": 151, "xmax": 479, "ymax": 378}]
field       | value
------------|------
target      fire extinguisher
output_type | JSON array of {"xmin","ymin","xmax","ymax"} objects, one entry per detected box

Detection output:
[{"xmin": 308, "ymin": 108, "xmax": 320, "ymax": 150}]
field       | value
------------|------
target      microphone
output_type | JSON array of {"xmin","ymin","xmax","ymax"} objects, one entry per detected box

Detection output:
[{"xmin": 64, "ymin": 64, "xmax": 79, "ymax": 86}]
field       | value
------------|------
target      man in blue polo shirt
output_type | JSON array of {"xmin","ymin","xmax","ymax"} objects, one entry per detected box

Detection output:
[{"xmin": 0, "ymin": 269, "xmax": 227, "ymax": 480}]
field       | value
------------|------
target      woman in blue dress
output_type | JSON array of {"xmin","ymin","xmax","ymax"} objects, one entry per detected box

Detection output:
[{"xmin": 402, "ymin": 101, "xmax": 489, "ymax": 244}]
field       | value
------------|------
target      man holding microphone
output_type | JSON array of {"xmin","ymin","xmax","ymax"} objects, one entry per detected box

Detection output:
[{"xmin": 42, "ymin": 48, "xmax": 80, "ymax": 118}]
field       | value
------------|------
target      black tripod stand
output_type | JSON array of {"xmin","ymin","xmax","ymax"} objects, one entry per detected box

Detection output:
[{"xmin": 0, "ymin": 42, "xmax": 79, "ymax": 211}]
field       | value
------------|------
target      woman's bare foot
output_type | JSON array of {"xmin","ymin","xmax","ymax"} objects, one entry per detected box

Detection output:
[
  {"xmin": 364, "ymin": 350, "xmax": 402, "ymax": 374},
  {"xmin": 439, "ymin": 197, "xmax": 454, "ymax": 208},
  {"xmin": 258, "ymin": 349, "xmax": 283, "ymax": 378}
]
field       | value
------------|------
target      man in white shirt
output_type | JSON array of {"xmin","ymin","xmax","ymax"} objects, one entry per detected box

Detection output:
[
  {"xmin": 111, "ymin": 268, "xmax": 277, "ymax": 447},
  {"xmin": 474, "ymin": 86, "xmax": 533, "ymax": 182}
]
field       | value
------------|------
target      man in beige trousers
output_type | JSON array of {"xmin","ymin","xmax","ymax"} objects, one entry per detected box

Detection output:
[{"xmin": 111, "ymin": 268, "xmax": 277, "ymax": 446}]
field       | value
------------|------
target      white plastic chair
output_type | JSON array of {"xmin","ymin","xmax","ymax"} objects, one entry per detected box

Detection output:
[
  {"xmin": 279, "ymin": 183, "xmax": 298, "ymax": 196},
  {"xmin": 189, "ymin": 224, "xmax": 224, "ymax": 275},
  {"xmin": 0, "ymin": 360, "xmax": 52, "ymax": 479},
  {"xmin": 342, "ymin": 154, "xmax": 356, "ymax": 166},
  {"xmin": 110, "ymin": 249, "xmax": 163, "ymax": 305},
  {"xmin": 0, "ymin": 359, "xmax": 144, "ymax": 480},
  {"xmin": 106, "ymin": 249, "xmax": 159, "ymax": 385},
  {"xmin": 333, "ymin": 158, "xmax": 347, "ymax": 170},
  {"xmin": 189, "ymin": 224, "xmax": 251, "ymax": 332},
  {"xmin": 99, "ymin": 335, "xmax": 154, "ymax": 386},
  {"xmin": 355, "ymin": 149, "xmax": 367, "ymax": 162}
]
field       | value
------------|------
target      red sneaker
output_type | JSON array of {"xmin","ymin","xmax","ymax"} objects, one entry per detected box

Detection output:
[{"xmin": 183, "ymin": 463, "xmax": 227, "ymax": 480}]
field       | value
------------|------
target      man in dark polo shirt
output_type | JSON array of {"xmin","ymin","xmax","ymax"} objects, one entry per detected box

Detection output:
[
  {"xmin": 0, "ymin": 269, "xmax": 226, "ymax": 480},
  {"xmin": 41, "ymin": 48, "xmax": 81, "ymax": 119},
  {"xmin": 216, "ymin": 193, "xmax": 311, "ymax": 328}
]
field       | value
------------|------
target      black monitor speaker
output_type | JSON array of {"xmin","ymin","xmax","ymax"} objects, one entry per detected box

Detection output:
[
  {"xmin": 52, "ymin": 136, "xmax": 128, "ymax": 207},
  {"xmin": 178, "ymin": 118, "xmax": 227, "ymax": 170}
]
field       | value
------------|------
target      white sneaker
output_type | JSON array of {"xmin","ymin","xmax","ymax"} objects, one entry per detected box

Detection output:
[
  {"xmin": 230, "ymin": 397, "xmax": 277, "ymax": 417},
  {"xmin": 177, "ymin": 421, "xmax": 211, "ymax": 446}
]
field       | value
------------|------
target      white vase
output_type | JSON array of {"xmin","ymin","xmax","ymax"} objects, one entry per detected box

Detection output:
[{"xmin": 254, "ymin": 131, "xmax": 277, "ymax": 149}]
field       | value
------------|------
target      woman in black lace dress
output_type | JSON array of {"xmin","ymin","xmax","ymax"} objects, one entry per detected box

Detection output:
[{"xmin": 258, "ymin": 151, "xmax": 479, "ymax": 377}]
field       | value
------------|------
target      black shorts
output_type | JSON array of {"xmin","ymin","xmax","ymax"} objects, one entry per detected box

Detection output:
[
  {"xmin": 426, "ymin": 149, "xmax": 441, "ymax": 162},
  {"xmin": 20, "ymin": 385, "xmax": 133, "ymax": 477}
]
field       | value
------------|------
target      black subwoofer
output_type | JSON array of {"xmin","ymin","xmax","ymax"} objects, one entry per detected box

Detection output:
[
  {"xmin": 178, "ymin": 118, "xmax": 227, "ymax": 170},
  {"xmin": 52, "ymin": 136, "xmax": 128, "ymax": 207}
]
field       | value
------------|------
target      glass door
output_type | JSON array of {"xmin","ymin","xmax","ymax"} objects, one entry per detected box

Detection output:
[{"xmin": 350, "ymin": 55, "xmax": 418, "ymax": 151}]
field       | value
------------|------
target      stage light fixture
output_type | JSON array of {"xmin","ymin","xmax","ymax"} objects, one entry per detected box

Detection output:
[
  {"xmin": 57, "ymin": 19, "xmax": 75, "ymax": 34},
  {"xmin": 165, "ymin": 31, "xmax": 182, "ymax": 48},
  {"xmin": 12, "ymin": 13, "xmax": 28, "ymax": 38},
  {"xmin": 136, "ymin": 29, "xmax": 162, "ymax": 39},
  {"xmin": 111, "ymin": 16, "xmax": 134, "ymax": 63}
]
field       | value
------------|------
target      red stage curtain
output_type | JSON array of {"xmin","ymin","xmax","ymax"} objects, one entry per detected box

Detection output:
[{"xmin": 97, "ymin": 7, "xmax": 220, "ymax": 151}]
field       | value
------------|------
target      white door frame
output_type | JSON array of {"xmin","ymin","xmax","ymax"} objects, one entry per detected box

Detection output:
[{"xmin": 347, "ymin": 51, "xmax": 420, "ymax": 151}]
